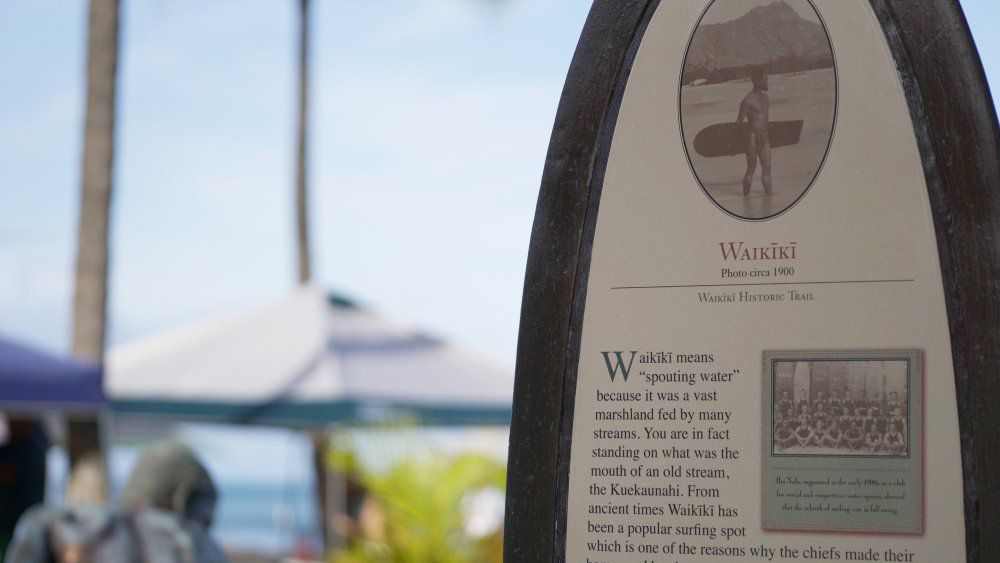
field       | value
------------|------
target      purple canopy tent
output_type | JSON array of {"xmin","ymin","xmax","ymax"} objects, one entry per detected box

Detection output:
[
  {"xmin": 0, "ymin": 336, "xmax": 105, "ymax": 413},
  {"xmin": 0, "ymin": 337, "xmax": 105, "ymax": 557}
]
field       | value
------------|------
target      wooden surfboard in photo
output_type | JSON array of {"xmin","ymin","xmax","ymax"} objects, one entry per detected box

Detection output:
[{"xmin": 693, "ymin": 120, "xmax": 804, "ymax": 157}]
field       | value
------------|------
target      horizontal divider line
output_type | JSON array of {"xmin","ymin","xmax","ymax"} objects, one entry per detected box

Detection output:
[
  {"xmin": 611, "ymin": 279, "xmax": 915, "ymax": 290},
  {"xmin": 770, "ymin": 466, "xmax": 909, "ymax": 472}
]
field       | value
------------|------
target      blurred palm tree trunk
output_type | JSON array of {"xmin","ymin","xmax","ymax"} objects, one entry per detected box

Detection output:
[
  {"xmin": 68, "ymin": 0, "xmax": 121, "ymax": 504},
  {"xmin": 296, "ymin": 0, "xmax": 312, "ymax": 285},
  {"xmin": 293, "ymin": 0, "xmax": 336, "ymax": 552}
]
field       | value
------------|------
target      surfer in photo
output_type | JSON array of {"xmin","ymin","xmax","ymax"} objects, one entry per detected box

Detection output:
[{"xmin": 737, "ymin": 67, "xmax": 772, "ymax": 197}]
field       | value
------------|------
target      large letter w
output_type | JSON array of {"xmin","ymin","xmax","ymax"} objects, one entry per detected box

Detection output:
[{"xmin": 601, "ymin": 351, "xmax": 637, "ymax": 383}]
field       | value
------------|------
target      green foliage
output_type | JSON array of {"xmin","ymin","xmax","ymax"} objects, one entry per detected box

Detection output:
[{"xmin": 328, "ymin": 431, "xmax": 505, "ymax": 562}]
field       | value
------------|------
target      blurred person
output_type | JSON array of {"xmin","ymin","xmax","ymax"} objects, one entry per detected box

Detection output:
[
  {"xmin": 5, "ymin": 442, "xmax": 227, "ymax": 563},
  {"xmin": 6, "ymin": 504, "xmax": 200, "ymax": 563},
  {"xmin": 0, "ymin": 417, "xmax": 47, "ymax": 558},
  {"xmin": 120, "ymin": 441, "xmax": 222, "ymax": 554}
]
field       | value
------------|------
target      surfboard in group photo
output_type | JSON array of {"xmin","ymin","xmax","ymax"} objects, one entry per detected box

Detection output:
[{"xmin": 680, "ymin": 0, "xmax": 837, "ymax": 220}]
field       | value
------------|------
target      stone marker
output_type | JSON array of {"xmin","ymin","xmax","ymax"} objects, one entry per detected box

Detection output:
[{"xmin": 504, "ymin": 1, "xmax": 999, "ymax": 561}]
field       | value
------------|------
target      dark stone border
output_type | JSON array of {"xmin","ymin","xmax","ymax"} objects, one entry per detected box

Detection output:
[
  {"xmin": 503, "ymin": 1, "xmax": 998, "ymax": 560},
  {"xmin": 872, "ymin": 1, "xmax": 1000, "ymax": 559},
  {"xmin": 502, "ymin": 3, "xmax": 655, "ymax": 561}
]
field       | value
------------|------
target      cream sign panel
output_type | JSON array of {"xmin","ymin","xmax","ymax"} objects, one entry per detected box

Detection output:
[{"xmin": 563, "ymin": 1, "xmax": 965, "ymax": 561}]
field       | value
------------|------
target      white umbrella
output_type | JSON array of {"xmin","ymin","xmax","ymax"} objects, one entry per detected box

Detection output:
[{"xmin": 107, "ymin": 286, "xmax": 512, "ymax": 427}]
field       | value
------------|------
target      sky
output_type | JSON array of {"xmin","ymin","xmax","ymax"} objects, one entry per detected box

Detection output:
[
  {"xmin": 0, "ymin": 0, "xmax": 591, "ymax": 365},
  {"xmin": 0, "ymin": 0, "xmax": 998, "ymax": 367}
]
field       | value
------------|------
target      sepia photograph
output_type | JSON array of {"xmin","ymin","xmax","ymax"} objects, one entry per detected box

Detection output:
[
  {"xmin": 680, "ymin": 0, "xmax": 836, "ymax": 220},
  {"xmin": 770, "ymin": 359, "xmax": 910, "ymax": 457}
]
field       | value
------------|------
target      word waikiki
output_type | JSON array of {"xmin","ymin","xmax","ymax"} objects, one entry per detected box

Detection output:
[{"xmin": 719, "ymin": 241, "xmax": 797, "ymax": 261}]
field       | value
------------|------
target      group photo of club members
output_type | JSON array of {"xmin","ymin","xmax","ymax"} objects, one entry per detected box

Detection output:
[{"xmin": 770, "ymin": 359, "xmax": 910, "ymax": 457}]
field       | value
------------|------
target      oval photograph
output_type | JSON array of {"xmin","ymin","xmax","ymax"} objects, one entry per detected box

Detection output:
[{"xmin": 680, "ymin": 0, "xmax": 836, "ymax": 220}]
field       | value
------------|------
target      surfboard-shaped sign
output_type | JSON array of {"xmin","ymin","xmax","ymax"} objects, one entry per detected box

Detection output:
[{"xmin": 505, "ymin": 1, "xmax": 999, "ymax": 561}]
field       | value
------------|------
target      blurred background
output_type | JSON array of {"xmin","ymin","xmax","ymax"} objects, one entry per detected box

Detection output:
[{"xmin": 0, "ymin": 1, "xmax": 996, "ymax": 561}]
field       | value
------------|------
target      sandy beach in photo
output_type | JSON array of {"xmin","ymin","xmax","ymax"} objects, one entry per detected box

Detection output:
[
  {"xmin": 679, "ymin": 0, "xmax": 836, "ymax": 219},
  {"xmin": 681, "ymin": 68, "xmax": 836, "ymax": 218}
]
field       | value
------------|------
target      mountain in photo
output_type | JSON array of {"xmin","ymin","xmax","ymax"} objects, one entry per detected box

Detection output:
[{"xmin": 684, "ymin": 1, "xmax": 834, "ymax": 85}]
